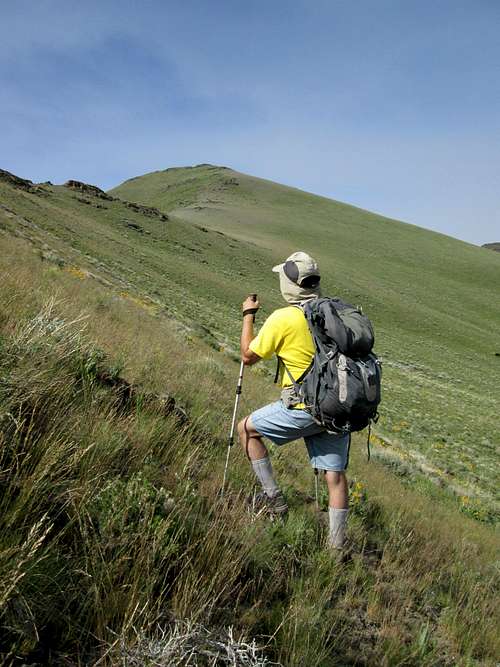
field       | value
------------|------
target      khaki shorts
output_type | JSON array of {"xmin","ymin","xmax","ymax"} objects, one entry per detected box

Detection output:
[{"xmin": 251, "ymin": 400, "xmax": 350, "ymax": 471}]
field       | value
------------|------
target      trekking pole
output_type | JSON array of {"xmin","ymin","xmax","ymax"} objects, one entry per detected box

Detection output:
[
  {"xmin": 221, "ymin": 294, "xmax": 257, "ymax": 496},
  {"xmin": 314, "ymin": 468, "xmax": 319, "ymax": 511},
  {"xmin": 221, "ymin": 360, "xmax": 244, "ymax": 496}
]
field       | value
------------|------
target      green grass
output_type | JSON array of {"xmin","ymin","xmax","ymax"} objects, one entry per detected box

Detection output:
[{"xmin": 2, "ymin": 165, "xmax": 499, "ymax": 517}]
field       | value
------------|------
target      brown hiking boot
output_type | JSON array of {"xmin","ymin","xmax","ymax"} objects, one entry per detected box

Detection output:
[
  {"xmin": 326, "ymin": 537, "xmax": 353, "ymax": 563},
  {"xmin": 248, "ymin": 490, "xmax": 289, "ymax": 519}
]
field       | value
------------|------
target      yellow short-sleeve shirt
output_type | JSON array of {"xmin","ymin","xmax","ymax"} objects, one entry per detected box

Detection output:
[{"xmin": 249, "ymin": 306, "xmax": 314, "ymax": 387}]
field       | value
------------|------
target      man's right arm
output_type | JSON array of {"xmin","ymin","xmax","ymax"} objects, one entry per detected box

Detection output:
[{"xmin": 241, "ymin": 295, "xmax": 262, "ymax": 365}]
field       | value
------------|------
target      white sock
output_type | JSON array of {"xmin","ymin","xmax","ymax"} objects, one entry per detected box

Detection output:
[
  {"xmin": 251, "ymin": 457, "xmax": 279, "ymax": 498},
  {"xmin": 328, "ymin": 508, "xmax": 349, "ymax": 549}
]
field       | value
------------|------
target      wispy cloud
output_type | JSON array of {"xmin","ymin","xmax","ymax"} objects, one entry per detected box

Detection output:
[{"xmin": 1, "ymin": 0, "xmax": 499, "ymax": 243}]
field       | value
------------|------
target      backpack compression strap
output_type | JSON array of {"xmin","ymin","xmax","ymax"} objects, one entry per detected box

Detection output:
[
  {"xmin": 276, "ymin": 356, "xmax": 312, "ymax": 394},
  {"xmin": 273, "ymin": 301, "xmax": 316, "ymax": 387}
]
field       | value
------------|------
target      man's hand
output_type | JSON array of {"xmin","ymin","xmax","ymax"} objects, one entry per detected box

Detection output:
[{"xmin": 242, "ymin": 295, "xmax": 260, "ymax": 315}]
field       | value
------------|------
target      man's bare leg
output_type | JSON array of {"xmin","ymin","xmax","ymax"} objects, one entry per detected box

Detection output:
[
  {"xmin": 325, "ymin": 471, "xmax": 349, "ymax": 509},
  {"xmin": 237, "ymin": 416, "xmax": 268, "ymax": 461},
  {"xmin": 238, "ymin": 417, "xmax": 284, "ymax": 507},
  {"xmin": 325, "ymin": 470, "xmax": 349, "ymax": 550}
]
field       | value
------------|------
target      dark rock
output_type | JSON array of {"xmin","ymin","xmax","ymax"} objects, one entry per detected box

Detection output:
[
  {"xmin": 482, "ymin": 243, "xmax": 500, "ymax": 252},
  {"xmin": 95, "ymin": 371, "xmax": 134, "ymax": 408},
  {"xmin": 74, "ymin": 196, "xmax": 108, "ymax": 210},
  {"xmin": 122, "ymin": 219, "xmax": 145, "ymax": 234},
  {"xmin": 0, "ymin": 168, "xmax": 39, "ymax": 193},
  {"xmin": 95, "ymin": 371, "xmax": 188, "ymax": 424},
  {"xmin": 40, "ymin": 250, "xmax": 65, "ymax": 267},
  {"xmin": 64, "ymin": 180, "xmax": 115, "ymax": 201},
  {"xmin": 122, "ymin": 200, "xmax": 169, "ymax": 221}
]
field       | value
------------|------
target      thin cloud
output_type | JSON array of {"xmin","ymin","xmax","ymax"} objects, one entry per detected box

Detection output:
[{"xmin": 1, "ymin": 0, "xmax": 499, "ymax": 244}]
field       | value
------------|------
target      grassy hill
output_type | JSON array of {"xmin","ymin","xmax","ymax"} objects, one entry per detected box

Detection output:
[
  {"xmin": 112, "ymin": 165, "xmax": 500, "ymax": 517},
  {"xmin": 1, "ymin": 166, "xmax": 499, "ymax": 665},
  {"xmin": 2, "ymin": 164, "xmax": 499, "ymax": 514}
]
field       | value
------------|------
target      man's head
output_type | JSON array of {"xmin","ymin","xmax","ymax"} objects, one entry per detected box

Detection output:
[{"xmin": 272, "ymin": 251, "xmax": 321, "ymax": 304}]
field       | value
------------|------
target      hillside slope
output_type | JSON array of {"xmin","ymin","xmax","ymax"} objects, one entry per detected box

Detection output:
[
  {"xmin": 112, "ymin": 165, "xmax": 500, "ymax": 516},
  {"xmin": 1, "ymin": 234, "xmax": 498, "ymax": 666},
  {"xmin": 1, "ymin": 168, "xmax": 500, "ymax": 664},
  {"xmin": 0, "ymin": 169, "xmax": 278, "ymax": 354}
]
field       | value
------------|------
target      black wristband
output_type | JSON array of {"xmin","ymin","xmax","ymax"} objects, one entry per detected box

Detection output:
[{"xmin": 243, "ymin": 308, "xmax": 258, "ymax": 317}]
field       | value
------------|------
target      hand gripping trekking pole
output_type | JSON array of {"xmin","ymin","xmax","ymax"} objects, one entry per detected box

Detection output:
[{"xmin": 221, "ymin": 294, "xmax": 257, "ymax": 496}]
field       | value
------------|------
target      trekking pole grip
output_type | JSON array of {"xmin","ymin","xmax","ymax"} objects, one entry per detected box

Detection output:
[
  {"xmin": 250, "ymin": 293, "xmax": 257, "ymax": 322},
  {"xmin": 243, "ymin": 293, "xmax": 258, "ymax": 322}
]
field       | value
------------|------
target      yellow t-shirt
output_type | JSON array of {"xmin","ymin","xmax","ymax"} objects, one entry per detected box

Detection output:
[{"xmin": 249, "ymin": 306, "xmax": 314, "ymax": 387}]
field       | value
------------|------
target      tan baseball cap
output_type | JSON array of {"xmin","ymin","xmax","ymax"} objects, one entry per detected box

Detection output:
[{"xmin": 272, "ymin": 251, "xmax": 321, "ymax": 287}]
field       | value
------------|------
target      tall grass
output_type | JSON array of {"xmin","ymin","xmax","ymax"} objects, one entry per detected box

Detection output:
[{"xmin": 0, "ymin": 297, "xmax": 284, "ymax": 663}]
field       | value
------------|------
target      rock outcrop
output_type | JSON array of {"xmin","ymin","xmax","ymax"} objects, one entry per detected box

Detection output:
[
  {"xmin": 0, "ymin": 168, "xmax": 47, "ymax": 194},
  {"xmin": 64, "ymin": 179, "xmax": 169, "ymax": 221},
  {"xmin": 64, "ymin": 180, "xmax": 115, "ymax": 200},
  {"xmin": 122, "ymin": 200, "xmax": 169, "ymax": 221},
  {"xmin": 482, "ymin": 242, "xmax": 500, "ymax": 253},
  {"xmin": 95, "ymin": 369, "xmax": 188, "ymax": 424}
]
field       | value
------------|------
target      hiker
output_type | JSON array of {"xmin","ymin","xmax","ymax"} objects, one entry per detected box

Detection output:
[{"xmin": 238, "ymin": 251, "xmax": 350, "ymax": 552}]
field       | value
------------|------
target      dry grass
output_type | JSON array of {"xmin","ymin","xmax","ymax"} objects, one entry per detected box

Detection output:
[{"xmin": 104, "ymin": 620, "xmax": 280, "ymax": 666}]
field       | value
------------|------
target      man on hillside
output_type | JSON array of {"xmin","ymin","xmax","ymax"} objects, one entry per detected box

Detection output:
[{"xmin": 238, "ymin": 251, "xmax": 350, "ymax": 552}]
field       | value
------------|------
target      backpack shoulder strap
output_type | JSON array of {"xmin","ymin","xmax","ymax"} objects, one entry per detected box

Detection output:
[
  {"xmin": 273, "ymin": 356, "xmax": 281, "ymax": 384},
  {"xmin": 278, "ymin": 356, "xmax": 311, "ymax": 394},
  {"xmin": 274, "ymin": 301, "xmax": 318, "ymax": 387}
]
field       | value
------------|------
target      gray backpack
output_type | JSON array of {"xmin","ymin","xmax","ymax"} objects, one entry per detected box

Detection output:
[{"xmin": 281, "ymin": 297, "xmax": 381, "ymax": 435}]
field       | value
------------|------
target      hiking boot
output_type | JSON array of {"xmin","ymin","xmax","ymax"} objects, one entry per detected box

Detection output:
[
  {"xmin": 326, "ymin": 538, "xmax": 353, "ymax": 564},
  {"xmin": 248, "ymin": 490, "xmax": 288, "ymax": 519}
]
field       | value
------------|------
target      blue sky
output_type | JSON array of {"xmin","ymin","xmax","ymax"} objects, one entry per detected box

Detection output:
[{"xmin": 1, "ymin": 0, "xmax": 499, "ymax": 245}]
